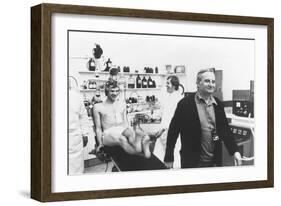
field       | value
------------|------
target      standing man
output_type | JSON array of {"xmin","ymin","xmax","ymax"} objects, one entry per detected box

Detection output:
[
  {"xmin": 154, "ymin": 75, "xmax": 183, "ymax": 167},
  {"xmin": 164, "ymin": 68, "xmax": 242, "ymax": 168}
]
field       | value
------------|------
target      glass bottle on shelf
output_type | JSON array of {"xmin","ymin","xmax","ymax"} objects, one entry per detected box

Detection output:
[
  {"xmin": 88, "ymin": 58, "xmax": 96, "ymax": 71},
  {"xmin": 136, "ymin": 74, "xmax": 142, "ymax": 88},
  {"xmin": 88, "ymin": 81, "xmax": 92, "ymax": 89},
  {"xmin": 148, "ymin": 76, "xmax": 153, "ymax": 88},
  {"xmin": 128, "ymin": 75, "xmax": 135, "ymax": 89},
  {"xmin": 152, "ymin": 80, "xmax": 156, "ymax": 88},
  {"xmin": 142, "ymin": 76, "xmax": 147, "ymax": 88}
]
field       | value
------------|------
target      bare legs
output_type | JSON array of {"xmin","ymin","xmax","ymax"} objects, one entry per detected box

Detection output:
[
  {"xmin": 122, "ymin": 126, "xmax": 151, "ymax": 158},
  {"xmin": 103, "ymin": 126, "xmax": 165, "ymax": 158}
]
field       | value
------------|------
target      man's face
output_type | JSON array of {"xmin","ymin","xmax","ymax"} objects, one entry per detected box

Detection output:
[
  {"xmin": 197, "ymin": 71, "xmax": 216, "ymax": 95},
  {"xmin": 166, "ymin": 79, "xmax": 175, "ymax": 93},
  {"xmin": 107, "ymin": 87, "xmax": 120, "ymax": 101}
]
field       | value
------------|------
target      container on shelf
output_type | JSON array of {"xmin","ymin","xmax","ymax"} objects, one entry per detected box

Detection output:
[
  {"xmin": 136, "ymin": 74, "xmax": 142, "ymax": 88},
  {"xmin": 141, "ymin": 76, "xmax": 147, "ymax": 88},
  {"xmin": 128, "ymin": 75, "xmax": 135, "ymax": 89}
]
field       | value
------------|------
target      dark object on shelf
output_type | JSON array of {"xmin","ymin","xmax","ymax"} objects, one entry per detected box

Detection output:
[
  {"xmin": 141, "ymin": 76, "xmax": 147, "ymax": 88},
  {"xmin": 146, "ymin": 95, "xmax": 156, "ymax": 103},
  {"xmin": 87, "ymin": 58, "xmax": 96, "ymax": 71},
  {"xmin": 155, "ymin": 66, "xmax": 158, "ymax": 73},
  {"xmin": 123, "ymin": 66, "xmax": 130, "ymax": 72},
  {"xmin": 136, "ymin": 74, "xmax": 142, "ymax": 88},
  {"xmin": 144, "ymin": 67, "xmax": 153, "ymax": 73},
  {"xmin": 128, "ymin": 97, "xmax": 138, "ymax": 104},
  {"xmin": 147, "ymin": 76, "xmax": 154, "ymax": 88},
  {"xmin": 104, "ymin": 58, "xmax": 112, "ymax": 72},
  {"xmin": 151, "ymin": 95, "xmax": 155, "ymax": 102}
]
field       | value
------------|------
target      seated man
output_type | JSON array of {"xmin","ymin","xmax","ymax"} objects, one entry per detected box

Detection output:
[{"xmin": 93, "ymin": 80, "xmax": 152, "ymax": 158}]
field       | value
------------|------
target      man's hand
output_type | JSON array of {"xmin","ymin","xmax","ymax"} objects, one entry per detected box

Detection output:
[
  {"xmin": 96, "ymin": 144, "xmax": 104, "ymax": 153},
  {"xmin": 164, "ymin": 161, "xmax": 174, "ymax": 169},
  {"xmin": 234, "ymin": 151, "xmax": 242, "ymax": 166}
]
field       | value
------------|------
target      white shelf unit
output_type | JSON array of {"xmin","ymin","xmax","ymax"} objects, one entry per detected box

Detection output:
[
  {"xmin": 80, "ymin": 87, "xmax": 162, "ymax": 93},
  {"xmin": 77, "ymin": 69, "xmax": 187, "ymax": 100},
  {"xmin": 78, "ymin": 70, "xmax": 186, "ymax": 76}
]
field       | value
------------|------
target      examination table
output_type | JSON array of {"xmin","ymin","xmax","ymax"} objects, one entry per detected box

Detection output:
[{"xmin": 103, "ymin": 146, "xmax": 167, "ymax": 171}]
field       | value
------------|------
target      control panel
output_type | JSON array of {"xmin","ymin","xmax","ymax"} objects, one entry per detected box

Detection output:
[
  {"xmin": 229, "ymin": 125, "xmax": 252, "ymax": 144},
  {"xmin": 223, "ymin": 114, "xmax": 254, "ymax": 166},
  {"xmin": 233, "ymin": 100, "xmax": 254, "ymax": 118}
]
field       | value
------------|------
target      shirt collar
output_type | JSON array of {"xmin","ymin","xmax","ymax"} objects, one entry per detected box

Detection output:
[{"xmin": 195, "ymin": 92, "xmax": 217, "ymax": 106}]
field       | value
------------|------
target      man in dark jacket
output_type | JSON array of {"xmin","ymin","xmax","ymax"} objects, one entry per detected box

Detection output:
[{"xmin": 164, "ymin": 68, "xmax": 242, "ymax": 168}]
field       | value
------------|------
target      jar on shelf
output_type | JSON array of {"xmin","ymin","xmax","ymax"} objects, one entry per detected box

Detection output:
[
  {"xmin": 128, "ymin": 75, "xmax": 135, "ymax": 89},
  {"xmin": 165, "ymin": 65, "xmax": 172, "ymax": 74},
  {"xmin": 88, "ymin": 80, "xmax": 97, "ymax": 89}
]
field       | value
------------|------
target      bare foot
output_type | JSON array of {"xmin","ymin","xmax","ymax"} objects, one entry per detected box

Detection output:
[
  {"xmin": 142, "ymin": 135, "xmax": 151, "ymax": 159},
  {"xmin": 149, "ymin": 128, "xmax": 166, "ymax": 142},
  {"xmin": 134, "ymin": 127, "xmax": 145, "ymax": 153}
]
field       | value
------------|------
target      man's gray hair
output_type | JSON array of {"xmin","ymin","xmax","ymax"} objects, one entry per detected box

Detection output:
[{"xmin": 196, "ymin": 68, "xmax": 216, "ymax": 85}]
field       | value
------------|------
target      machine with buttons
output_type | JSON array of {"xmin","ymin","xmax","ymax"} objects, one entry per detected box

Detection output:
[
  {"xmin": 222, "ymin": 114, "xmax": 254, "ymax": 166},
  {"xmin": 232, "ymin": 80, "xmax": 254, "ymax": 118}
]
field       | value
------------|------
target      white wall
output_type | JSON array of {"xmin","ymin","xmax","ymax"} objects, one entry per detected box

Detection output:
[
  {"xmin": 1, "ymin": 0, "xmax": 280, "ymax": 206},
  {"xmin": 69, "ymin": 27, "xmax": 254, "ymax": 100}
]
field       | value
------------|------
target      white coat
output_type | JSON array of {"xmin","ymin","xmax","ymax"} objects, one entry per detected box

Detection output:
[
  {"xmin": 68, "ymin": 90, "xmax": 90, "ymax": 175},
  {"xmin": 154, "ymin": 89, "xmax": 183, "ymax": 168}
]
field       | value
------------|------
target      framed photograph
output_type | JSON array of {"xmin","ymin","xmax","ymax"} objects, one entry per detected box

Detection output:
[{"xmin": 31, "ymin": 3, "xmax": 274, "ymax": 202}]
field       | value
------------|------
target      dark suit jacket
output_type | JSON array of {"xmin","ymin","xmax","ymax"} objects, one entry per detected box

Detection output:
[{"xmin": 164, "ymin": 93, "xmax": 238, "ymax": 168}]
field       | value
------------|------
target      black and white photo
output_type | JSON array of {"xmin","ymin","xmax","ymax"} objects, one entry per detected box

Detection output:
[{"xmin": 68, "ymin": 30, "xmax": 255, "ymax": 174}]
